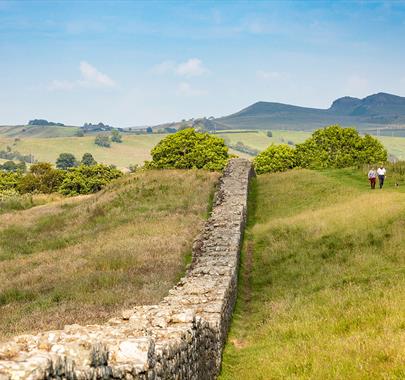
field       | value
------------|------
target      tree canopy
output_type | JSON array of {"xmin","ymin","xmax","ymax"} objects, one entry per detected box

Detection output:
[
  {"xmin": 295, "ymin": 125, "xmax": 387, "ymax": 168},
  {"xmin": 56, "ymin": 153, "xmax": 78, "ymax": 170},
  {"xmin": 147, "ymin": 128, "xmax": 229, "ymax": 171},
  {"xmin": 254, "ymin": 144, "xmax": 296, "ymax": 174}
]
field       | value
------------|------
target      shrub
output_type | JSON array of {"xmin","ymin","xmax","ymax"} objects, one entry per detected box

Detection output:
[
  {"xmin": 147, "ymin": 128, "xmax": 229, "ymax": 171},
  {"xmin": 81, "ymin": 153, "xmax": 97, "ymax": 166},
  {"xmin": 95, "ymin": 134, "xmax": 111, "ymax": 148},
  {"xmin": 295, "ymin": 125, "xmax": 387, "ymax": 168},
  {"xmin": 56, "ymin": 153, "xmax": 78, "ymax": 170},
  {"xmin": 1, "ymin": 160, "xmax": 18, "ymax": 172},
  {"xmin": 18, "ymin": 163, "xmax": 65, "ymax": 194},
  {"xmin": 0, "ymin": 171, "xmax": 22, "ymax": 191},
  {"xmin": 111, "ymin": 130, "xmax": 122, "ymax": 143},
  {"xmin": 253, "ymin": 144, "xmax": 296, "ymax": 174},
  {"xmin": 267, "ymin": 131, "xmax": 273, "ymax": 138},
  {"xmin": 59, "ymin": 164, "xmax": 123, "ymax": 196}
]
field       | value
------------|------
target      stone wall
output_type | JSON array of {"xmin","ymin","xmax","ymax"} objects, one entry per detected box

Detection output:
[{"xmin": 0, "ymin": 158, "xmax": 254, "ymax": 380}]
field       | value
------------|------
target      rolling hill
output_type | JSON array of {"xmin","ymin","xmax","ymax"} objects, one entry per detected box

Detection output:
[{"xmin": 214, "ymin": 92, "xmax": 405, "ymax": 131}]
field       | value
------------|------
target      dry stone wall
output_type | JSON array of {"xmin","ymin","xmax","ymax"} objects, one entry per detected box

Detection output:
[{"xmin": 0, "ymin": 158, "xmax": 254, "ymax": 380}]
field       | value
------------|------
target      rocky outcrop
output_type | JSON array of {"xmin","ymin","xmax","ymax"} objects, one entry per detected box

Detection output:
[{"xmin": 0, "ymin": 158, "xmax": 254, "ymax": 380}]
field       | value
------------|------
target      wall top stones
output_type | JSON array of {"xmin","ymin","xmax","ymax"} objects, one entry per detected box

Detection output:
[{"xmin": 0, "ymin": 158, "xmax": 254, "ymax": 380}]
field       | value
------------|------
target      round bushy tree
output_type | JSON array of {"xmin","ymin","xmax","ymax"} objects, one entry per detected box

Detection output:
[
  {"xmin": 147, "ymin": 128, "xmax": 229, "ymax": 171},
  {"xmin": 56, "ymin": 153, "xmax": 78, "ymax": 170},
  {"xmin": 81, "ymin": 152, "xmax": 97, "ymax": 166},
  {"xmin": 295, "ymin": 125, "xmax": 387, "ymax": 168},
  {"xmin": 253, "ymin": 144, "xmax": 296, "ymax": 174}
]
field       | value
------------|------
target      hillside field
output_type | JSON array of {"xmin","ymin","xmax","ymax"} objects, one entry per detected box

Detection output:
[
  {"xmin": 220, "ymin": 169, "xmax": 405, "ymax": 379},
  {"xmin": 3, "ymin": 128, "xmax": 405, "ymax": 168},
  {"xmin": 0, "ymin": 134, "xmax": 166, "ymax": 169},
  {"xmin": 0, "ymin": 169, "xmax": 219, "ymax": 339}
]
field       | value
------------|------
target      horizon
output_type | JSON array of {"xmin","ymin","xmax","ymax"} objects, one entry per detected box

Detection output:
[{"xmin": 1, "ymin": 0, "xmax": 405, "ymax": 127}]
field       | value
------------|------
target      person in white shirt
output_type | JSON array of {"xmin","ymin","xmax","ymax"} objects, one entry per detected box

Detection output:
[
  {"xmin": 377, "ymin": 165, "xmax": 386, "ymax": 189},
  {"xmin": 368, "ymin": 168, "xmax": 376, "ymax": 189}
]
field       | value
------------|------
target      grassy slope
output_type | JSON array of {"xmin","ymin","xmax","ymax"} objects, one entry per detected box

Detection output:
[
  {"xmin": 220, "ymin": 169, "xmax": 405, "ymax": 379},
  {"xmin": 219, "ymin": 130, "xmax": 405, "ymax": 161},
  {"xmin": 0, "ymin": 125, "xmax": 79, "ymax": 138},
  {"xmin": 0, "ymin": 169, "xmax": 219, "ymax": 340},
  {"xmin": 218, "ymin": 130, "xmax": 310, "ymax": 151},
  {"xmin": 0, "ymin": 134, "xmax": 166, "ymax": 169}
]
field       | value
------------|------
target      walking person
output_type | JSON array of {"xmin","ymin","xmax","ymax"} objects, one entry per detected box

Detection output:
[
  {"xmin": 377, "ymin": 165, "xmax": 386, "ymax": 189},
  {"xmin": 368, "ymin": 167, "xmax": 376, "ymax": 189}
]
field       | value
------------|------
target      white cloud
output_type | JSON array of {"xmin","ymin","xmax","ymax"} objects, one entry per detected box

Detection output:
[
  {"xmin": 176, "ymin": 58, "xmax": 208, "ymax": 77},
  {"xmin": 150, "ymin": 60, "xmax": 176, "ymax": 75},
  {"xmin": 176, "ymin": 82, "xmax": 206, "ymax": 97},
  {"xmin": 257, "ymin": 70, "xmax": 283, "ymax": 80},
  {"xmin": 152, "ymin": 58, "xmax": 209, "ymax": 78},
  {"xmin": 49, "ymin": 61, "xmax": 116, "ymax": 91},
  {"xmin": 79, "ymin": 61, "xmax": 116, "ymax": 87}
]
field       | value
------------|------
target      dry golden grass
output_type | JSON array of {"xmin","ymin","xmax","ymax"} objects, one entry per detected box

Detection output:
[{"xmin": 0, "ymin": 169, "xmax": 219, "ymax": 340}]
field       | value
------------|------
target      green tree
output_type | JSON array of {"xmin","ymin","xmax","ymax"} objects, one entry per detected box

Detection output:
[
  {"xmin": 253, "ymin": 144, "xmax": 296, "ymax": 174},
  {"xmin": 59, "ymin": 164, "xmax": 123, "ymax": 196},
  {"xmin": 147, "ymin": 128, "xmax": 229, "ymax": 171},
  {"xmin": 81, "ymin": 153, "xmax": 97, "ymax": 166},
  {"xmin": 295, "ymin": 125, "xmax": 387, "ymax": 168},
  {"xmin": 267, "ymin": 131, "xmax": 273, "ymax": 138},
  {"xmin": 111, "ymin": 130, "xmax": 122, "ymax": 143},
  {"xmin": 18, "ymin": 162, "xmax": 65, "ymax": 194},
  {"xmin": 95, "ymin": 134, "xmax": 111, "ymax": 148},
  {"xmin": 0, "ymin": 171, "xmax": 21, "ymax": 191},
  {"xmin": 56, "ymin": 153, "xmax": 78, "ymax": 170},
  {"xmin": 1, "ymin": 161, "xmax": 18, "ymax": 172}
]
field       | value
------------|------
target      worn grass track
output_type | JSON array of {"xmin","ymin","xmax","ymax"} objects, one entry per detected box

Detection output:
[{"xmin": 220, "ymin": 169, "xmax": 405, "ymax": 379}]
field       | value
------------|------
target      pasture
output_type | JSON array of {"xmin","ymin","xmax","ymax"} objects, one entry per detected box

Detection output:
[
  {"xmin": 0, "ymin": 169, "xmax": 219, "ymax": 339},
  {"xmin": 220, "ymin": 169, "xmax": 405, "ymax": 379}
]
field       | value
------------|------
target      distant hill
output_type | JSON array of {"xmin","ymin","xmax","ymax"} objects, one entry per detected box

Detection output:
[{"xmin": 214, "ymin": 92, "xmax": 405, "ymax": 131}]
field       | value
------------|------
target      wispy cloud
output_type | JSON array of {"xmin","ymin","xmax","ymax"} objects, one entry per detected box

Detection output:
[
  {"xmin": 176, "ymin": 82, "xmax": 206, "ymax": 97},
  {"xmin": 257, "ymin": 70, "xmax": 283, "ymax": 80},
  {"xmin": 49, "ymin": 61, "xmax": 116, "ymax": 91},
  {"xmin": 150, "ymin": 60, "xmax": 176, "ymax": 75},
  {"xmin": 152, "ymin": 58, "xmax": 209, "ymax": 77},
  {"xmin": 79, "ymin": 61, "xmax": 116, "ymax": 87},
  {"xmin": 176, "ymin": 58, "xmax": 208, "ymax": 77}
]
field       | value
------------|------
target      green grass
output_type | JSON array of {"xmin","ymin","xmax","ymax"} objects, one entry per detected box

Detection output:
[
  {"xmin": 220, "ymin": 169, "xmax": 405, "ymax": 379},
  {"xmin": 0, "ymin": 134, "xmax": 167, "ymax": 169},
  {"xmin": 218, "ymin": 130, "xmax": 311, "ymax": 152},
  {"xmin": 378, "ymin": 135, "xmax": 405, "ymax": 160},
  {"xmin": 0, "ymin": 125, "xmax": 79, "ymax": 138},
  {"xmin": 0, "ymin": 169, "xmax": 219, "ymax": 339}
]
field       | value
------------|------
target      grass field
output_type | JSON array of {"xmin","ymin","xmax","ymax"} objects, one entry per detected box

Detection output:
[
  {"xmin": 2, "ymin": 128, "xmax": 405, "ymax": 169},
  {"xmin": 0, "ymin": 125, "xmax": 79, "ymax": 138},
  {"xmin": 218, "ymin": 130, "xmax": 311, "ymax": 152},
  {"xmin": 220, "ymin": 169, "xmax": 405, "ymax": 379},
  {"xmin": 0, "ymin": 169, "xmax": 219, "ymax": 340},
  {"xmin": 0, "ymin": 134, "xmax": 166, "ymax": 169}
]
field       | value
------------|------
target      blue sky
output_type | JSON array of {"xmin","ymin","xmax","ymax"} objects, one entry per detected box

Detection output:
[{"xmin": 1, "ymin": 0, "xmax": 405, "ymax": 127}]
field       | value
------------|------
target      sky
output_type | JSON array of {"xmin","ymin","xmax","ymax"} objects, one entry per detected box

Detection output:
[{"xmin": 1, "ymin": 0, "xmax": 405, "ymax": 127}]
